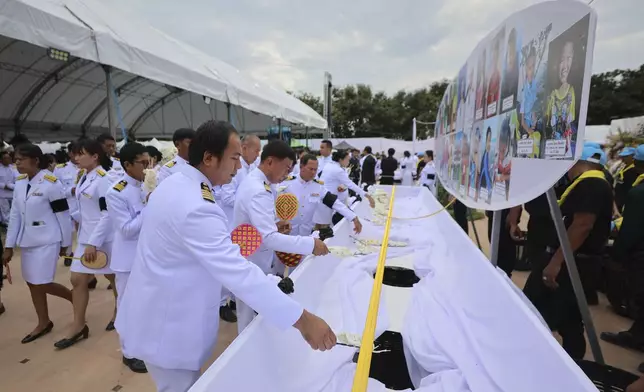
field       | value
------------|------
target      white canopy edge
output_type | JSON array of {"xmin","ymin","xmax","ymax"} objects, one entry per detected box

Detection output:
[{"xmin": 0, "ymin": 0, "xmax": 327, "ymax": 129}]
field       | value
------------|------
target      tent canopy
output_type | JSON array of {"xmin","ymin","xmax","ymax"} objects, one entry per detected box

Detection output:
[
  {"xmin": 0, "ymin": 0, "xmax": 326, "ymax": 142},
  {"xmin": 333, "ymin": 140, "xmax": 356, "ymax": 150}
]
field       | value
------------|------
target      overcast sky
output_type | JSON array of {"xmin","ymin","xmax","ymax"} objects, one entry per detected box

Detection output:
[{"xmin": 112, "ymin": 0, "xmax": 643, "ymax": 96}]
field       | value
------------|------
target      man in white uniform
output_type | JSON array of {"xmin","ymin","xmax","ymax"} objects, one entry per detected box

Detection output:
[
  {"xmin": 420, "ymin": 150, "xmax": 437, "ymax": 196},
  {"xmin": 157, "ymin": 128, "xmax": 195, "ymax": 184},
  {"xmin": 280, "ymin": 153, "xmax": 362, "ymax": 236},
  {"xmin": 0, "ymin": 151, "xmax": 16, "ymax": 226},
  {"xmin": 234, "ymin": 140, "xmax": 330, "ymax": 334},
  {"xmin": 97, "ymin": 133, "xmax": 123, "ymax": 181},
  {"xmin": 105, "ymin": 142, "xmax": 149, "ymax": 374},
  {"xmin": 116, "ymin": 121, "xmax": 336, "ymax": 392},
  {"xmin": 53, "ymin": 144, "xmax": 80, "ymax": 266},
  {"xmin": 316, "ymin": 139, "xmax": 333, "ymax": 178},
  {"xmin": 217, "ymin": 134, "xmax": 262, "ymax": 322}
]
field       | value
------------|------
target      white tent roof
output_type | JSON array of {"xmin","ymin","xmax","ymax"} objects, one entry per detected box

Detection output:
[{"xmin": 0, "ymin": 0, "xmax": 326, "ymax": 142}]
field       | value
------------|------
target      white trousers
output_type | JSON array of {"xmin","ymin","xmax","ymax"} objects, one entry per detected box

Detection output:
[
  {"xmin": 0, "ymin": 198, "xmax": 10, "ymax": 224},
  {"xmin": 147, "ymin": 363, "xmax": 200, "ymax": 392},
  {"xmin": 114, "ymin": 271, "xmax": 130, "ymax": 358}
]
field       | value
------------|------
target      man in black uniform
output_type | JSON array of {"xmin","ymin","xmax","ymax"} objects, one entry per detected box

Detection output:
[
  {"xmin": 360, "ymin": 146, "xmax": 377, "ymax": 190},
  {"xmin": 379, "ymin": 148, "xmax": 398, "ymax": 185},
  {"xmin": 601, "ymin": 145, "xmax": 644, "ymax": 359},
  {"xmin": 523, "ymin": 144, "xmax": 613, "ymax": 360},
  {"xmin": 349, "ymin": 149, "xmax": 361, "ymax": 185},
  {"xmin": 614, "ymin": 147, "xmax": 638, "ymax": 211}
]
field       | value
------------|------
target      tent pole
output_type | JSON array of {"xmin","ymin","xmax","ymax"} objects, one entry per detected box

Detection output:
[
  {"xmin": 545, "ymin": 187, "xmax": 604, "ymax": 364},
  {"xmin": 103, "ymin": 65, "xmax": 116, "ymax": 140},
  {"xmin": 489, "ymin": 210, "xmax": 502, "ymax": 266}
]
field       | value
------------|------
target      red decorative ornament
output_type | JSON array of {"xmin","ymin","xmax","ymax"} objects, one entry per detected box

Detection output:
[{"xmin": 276, "ymin": 251, "xmax": 304, "ymax": 267}]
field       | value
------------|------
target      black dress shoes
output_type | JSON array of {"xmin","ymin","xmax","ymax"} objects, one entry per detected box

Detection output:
[
  {"xmin": 54, "ymin": 325, "xmax": 89, "ymax": 349},
  {"xmin": 123, "ymin": 356, "xmax": 148, "ymax": 373},
  {"xmin": 106, "ymin": 321, "xmax": 115, "ymax": 331},
  {"xmin": 600, "ymin": 331, "xmax": 644, "ymax": 352},
  {"xmin": 22, "ymin": 321, "xmax": 54, "ymax": 344},
  {"xmin": 219, "ymin": 304, "xmax": 237, "ymax": 323}
]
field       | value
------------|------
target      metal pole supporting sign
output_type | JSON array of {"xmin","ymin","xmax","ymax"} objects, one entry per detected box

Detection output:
[
  {"xmin": 489, "ymin": 210, "xmax": 502, "ymax": 266},
  {"xmin": 545, "ymin": 187, "xmax": 605, "ymax": 364}
]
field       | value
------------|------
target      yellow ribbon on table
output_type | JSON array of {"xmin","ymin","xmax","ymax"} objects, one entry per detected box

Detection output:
[
  {"xmin": 557, "ymin": 170, "xmax": 606, "ymax": 206},
  {"xmin": 352, "ymin": 186, "xmax": 396, "ymax": 392}
]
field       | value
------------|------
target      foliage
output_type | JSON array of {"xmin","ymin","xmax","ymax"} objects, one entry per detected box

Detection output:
[{"xmin": 292, "ymin": 64, "xmax": 644, "ymax": 140}]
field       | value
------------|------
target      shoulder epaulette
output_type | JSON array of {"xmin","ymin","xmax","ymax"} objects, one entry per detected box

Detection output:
[
  {"xmin": 201, "ymin": 182, "xmax": 215, "ymax": 203},
  {"xmin": 113, "ymin": 180, "xmax": 127, "ymax": 192},
  {"xmin": 263, "ymin": 182, "xmax": 272, "ymax": 192},
  {"xmin": 96, "ymin": 169, "xmax": 106, "ymax": 177},
  {"xmin": 44, "ymin": 173, "xmax": 57, "ymax": 183},
  {"xmin": 164, "ymin": 160, "xmax": 176, "ymax": 168},
  {"xmin": 285, "ymin": 176, "xmax": 296, "ymax": 181},
  {"xmin": 56, "ymin": 163, "xmax": 65, "ymax": 168},
  {"xmin": 16, "ymin": 174, "xmax": 27, "ymax": 180},
  {"xmin": 314, "ymin": 178, "xmax": 324, "ymax": 185}
]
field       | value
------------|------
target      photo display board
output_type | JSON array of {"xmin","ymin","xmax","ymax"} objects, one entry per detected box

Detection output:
[{"xmin": 434, "ymin": 0, "xmax": 597, "ymax": 210}]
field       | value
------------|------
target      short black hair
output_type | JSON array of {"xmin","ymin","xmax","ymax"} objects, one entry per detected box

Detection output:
[
  {"xmin": 45, "ymin": 153, "xmax": 56, "ymax": 166},
  {"xmin": 145, "ymin": 145, "xmax": 162, "ymax": 162},
  {"xmin": 387, "ymin": 148, "xmax": 395, "ymax": 157},
  {"xmin": 332, "ymin": 150, "xmax": 349, "ymax": 162},
  {"xmin": 173, "ymin": 128, "xmax": 196, "ymax": 144},
  {"xmin": 300, "ymin": 153, "xmax": 318, "ymax": 166},
  {"xmin": 0, "ymin": 150, "xmax": 9, "ymax": 158},
  {"xmin": 351, "ymin": 148, "xmax": 360, "ymax": 153},
  {"xmin": 364, "ymin": 146, "xmax": 372, "ymax": 154},
  {"xmin": 404, "ymin": 151, "xmax": 411, "ymax": 157},
  {"xmin": 54, "ymin": 149, "xmax": 67, "ymax": 164},
  {"xmin": 96, "ymin": 133, "xmax": 116, "ymax": 144},
  {"xmin": 67, "ymin": 142, "xmax": 75, "ymax": 152},
  {"xmin": 120, "ymin": 142, "xmax": 148, "ymax": 166},
  {"xmin": 188, "ymin": 121, "xmax": 238, "ymax": 167},
  {"xmin": 260, "ymin": 140, "xmax": 296, "ymax": 163},
  {"xmin": 15, "ymin": 143, "xmax": 48, "ymax": 170},
  {"xmin": 321, "ymin": 140, "xmax": 332, "ymax": 149},
  {"xmin": 9, "ymin": 134, "xmax": 30, "ymax": 146},
  {"xmin": 425, "ymin": 150, "xmax": 434, "ymax": 159}
]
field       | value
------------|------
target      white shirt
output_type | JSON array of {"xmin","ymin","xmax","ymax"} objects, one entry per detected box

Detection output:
[
  {"xmin": 106, "ymin": 173, "xmax": 146, "ymax": 272},
  {"xmin": 319, "ymin": 161, "xmax": 367, "ymax": 203},
  {"xmin": 157, "ymin": 154, "xmax": 188, "ymax": 184},
  {"xmin": 420, "ymin": 161, "xmax": 437, "ymax": 195},
  {"xmin": 53, "ymin": 161, "xmax": 79, "ymax": 214},
  {"xmin": 316, "ymin": 155, "xmax": 332, "ymax": 177},
  {"xmin": 278, "ymin": 174, "xmax": 356, "ymax": 236},
  {"xmin": 115, "ymin": 164, "xmax": 303, "ymax": 371},
  {"xmin": 219, "ymin": 157, "xmax": 257, "ymax": 226},
  {"xmin": 6, "ymin": 170, "xmax": 72, "ymax": 248},
  {"xmin": 74, "ymin": 167, "xmax": 114, "ymax": 246},
  {"xmin": 400, "ymin": 157, "xmax": 415, "ymax": 174},
  {"xmin": 234, "ymin": 168, "xmax": 315, "ymax": 273},
  {"xmin": 0, "ymin": 163, "xmax": 17, "ymax": 199}
]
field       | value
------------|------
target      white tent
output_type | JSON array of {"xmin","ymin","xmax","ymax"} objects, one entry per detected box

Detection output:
[{"xmin": 0, "ymin": 0, "xmax": 326, "ymax": 142}]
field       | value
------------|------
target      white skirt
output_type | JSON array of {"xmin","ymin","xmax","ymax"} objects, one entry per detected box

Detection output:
[
  {"xmin": 71, "ymin": 242, "xmax": 114, "ymax": 275},
  {"xmin": 21, "ymin": 243, "xmax": 60, "ymax": 285}
]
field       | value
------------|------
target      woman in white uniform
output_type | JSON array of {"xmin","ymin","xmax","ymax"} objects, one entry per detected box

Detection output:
[
  {"xmin": 314, "ymin": 150, "xmax": 375, "ymax": 228},
  {"xmin": 2, "ymin": 144, "xmax": 73, "ymax": 343},
  {"xmin": 420, "ymin": 150, "xmax": 437, "ymax": 196},
  {"xmin": 400, "ymin": 150, "xmax": 415, "ymax": 186},
  {"xmin": 54, "ymin": 139, "xmax": 116, "ymax": 349}
]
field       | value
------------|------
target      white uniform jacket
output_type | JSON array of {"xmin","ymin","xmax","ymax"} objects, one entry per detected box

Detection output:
[
  {"xmin": 115, "ymin": 164, "xmax": 304, "ymax": 371},
  {"xmin": 420, "ymin": 161, "xmax": 437, "ymax": 196},
  {"xmin": 6, "ymin": 170, "xmax": 72, "ymax": 248},
  {"xmin": 320, "ymin": 161, "xmax": 367, "ymax": 203},
  {"xmin": 53, "ymin": 161, "xmax": 79, "ymax": 213},
  {"xmin": 316, "ymin": 155, "xmax": 332, "ymax": 177},
  {"xmin": 0, "ymin": 163, "xmax": 16, "ymax": 199},
  {"xmin": 233, "ymin": 168, "xmax": 315, "ymax": 273},
  {"xmin": 279, "ymin": 174, "xmax": 356, "ymax": 236},
  {"xmin": 74, "ymin": 167, "xmax": 114, "ymax": 247},
  {"xmin": 156, "ymin": 155, "xmax": 187, "ymax": 185},
  {"xmin": 219, "ymin": 157, "xmax": 256, "ymax": 226},
  {"xmin": 106, "ymin": 174, "xmax": 145, "ymax": 273}
]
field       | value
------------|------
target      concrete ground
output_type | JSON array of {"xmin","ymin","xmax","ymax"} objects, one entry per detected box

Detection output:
[{"xmin": 0, "ymin": 217, "xmax": 641, "ymax": 391}]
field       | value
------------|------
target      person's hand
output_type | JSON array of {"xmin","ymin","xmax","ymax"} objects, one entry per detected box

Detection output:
[
  {"xmin": 2, "ymin": 248, "xmax": 13, "ymax": 266},
  {"xmin": 59, "ymin": 247, "xmax": 68, "ymax": 257},
  {"xmin": 542, "ymin": 260, "xmax": 562, "ymax": 289},
  {"xmin": 293, "ymin": 309, "xmax": 336, "ymax": 351},
  {"xmin": 277, "ymin": 220, "xmax": 291, "ymax": 234},
  {"xmin": 352, "ymin": 217, "xmax": 362, "ymax": 234},
  {"xmin": 509, "ymin": 223, "xmax": 522, "ymax": 241},
  {"xmin": 83, "ymin": 246, "xmax": 97, "ymax": 263},
  {"xmin": 312, "ymin": 238, "xmax": 329, "ymax": 256},
  {"xmin": 366, "ymin": 194, "xmax": 375, "ymax": 208}
]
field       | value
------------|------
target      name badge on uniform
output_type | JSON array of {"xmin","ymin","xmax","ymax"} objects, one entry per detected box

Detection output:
[
  {"xmin": 32, "ymin": 192, "xmax": 43, "ymax": 196},
  {"xmin": 308, "ymin": 193, "xmax": 320, "ymax": 203},
  {"xmin": 81, "ymin": 192, "xmax": 92, "ymax": 199}
]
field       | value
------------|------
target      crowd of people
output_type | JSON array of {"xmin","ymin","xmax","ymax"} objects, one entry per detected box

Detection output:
[{"xmin": 0, "ymin": 122, "xmax": 441, "ymax": 392}]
